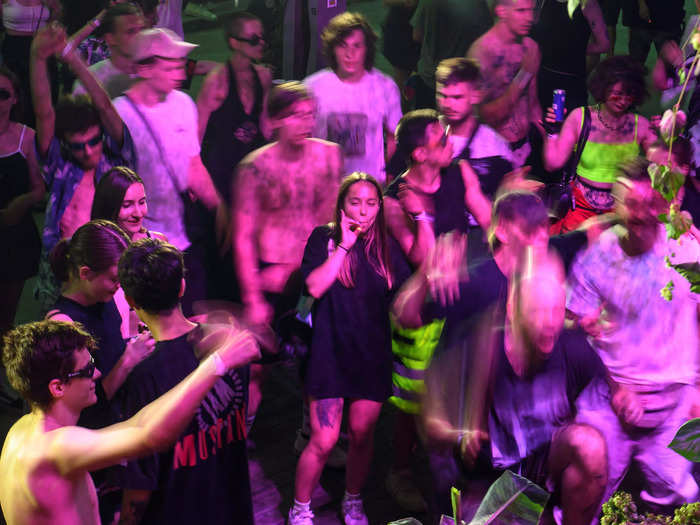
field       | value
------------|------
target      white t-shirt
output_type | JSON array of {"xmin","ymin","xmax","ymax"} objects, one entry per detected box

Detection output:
[
  {"xmin": 567, "ymin": 225, "xmax": 699, "ymax": 387},
  {"xmin": 304, "ymin": 68, "xmax": 402, "ymax": 184},
  {"xmin": 113, "ymin": 90, "xmax": 200, "ymax": 250},
  {"xmin": 73, "ymin": 59, "xmax": 134, "ymax": 99}
]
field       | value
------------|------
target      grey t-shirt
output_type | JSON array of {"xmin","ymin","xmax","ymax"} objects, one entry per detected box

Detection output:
[{"xmin": 73, "ymin": 59, "xmax": 134, "ymax": 99}]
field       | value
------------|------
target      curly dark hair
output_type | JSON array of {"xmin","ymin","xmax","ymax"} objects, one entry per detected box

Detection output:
[
  {"xmin": 321, "ymin": 12, "xmax": 377, "ymax": 72},
  {"xmin": 2, "ymin": 321, "xmax": 97, "ymax": 410},
  {"xmin": 118, "ymin": 238, "xmax": 185, "ymax": 314},
  {"xmin": 588, "ymin": 55, "xmax": 648, "ymax": 108}
]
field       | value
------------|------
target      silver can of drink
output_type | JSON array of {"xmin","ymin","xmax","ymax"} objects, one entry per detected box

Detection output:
[{"xmin": 553, "ymin": 89, "xmax": 566, "ymax": 122}]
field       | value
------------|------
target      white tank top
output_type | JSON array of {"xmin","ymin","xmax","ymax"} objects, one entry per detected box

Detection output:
[{"xmin": 2, "ymin": 0, "xmax": 49, "ymax": 33}]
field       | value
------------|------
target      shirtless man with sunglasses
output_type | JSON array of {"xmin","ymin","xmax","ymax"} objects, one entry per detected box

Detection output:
[{"xmin": 0, "ymin": 319, "xmax": 259, "ymax": 525}]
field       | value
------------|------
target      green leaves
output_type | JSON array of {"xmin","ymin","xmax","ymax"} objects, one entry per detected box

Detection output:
[
  {"xmin": 670, "ymin": 262, "xmax": 700, "ymax": 294},
  {"xmin": 649, "ymin": 163, "xmax": 686, "ymax": 203},
  {"xmin": 669, "ymin": 418, "xmax": 700, "ymax": 462},
  {"xmin": 468, "ymin": 471, "xmax": 549, "ymax": 525},
  {"xmin": 660, "ymin": 280, "xmax": 675, "ymax": 301},
  {"xmin": 660, "ymin": 205, "xmax": 693, "ymax": 240},
  {"xmin": 567, "ymin": 0, "xmax": 580, "ymax": 18}
]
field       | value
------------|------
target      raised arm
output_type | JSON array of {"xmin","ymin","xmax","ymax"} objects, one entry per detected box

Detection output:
[
  {"xmin": 385, "ymin": 187, "xmax": 435, "ymax": 267},
  {"xmin": 582, "ymin": 0, "xmax": 610, "ymax": 55},
  {"xmin": 254, "ymin": 64, "xmax": 273, "ymax": 140},
  {"xmin": 46, "ymin": 326, "xmax": 260, "ymax": 477},
  {"xmin": 61, "ymin": 39, "xmax": 124, "ymax": 146},
  {"xmin": 66, "ymin": 9, "xmax": 105, "ymax": 51},
  {"xmin": 30, "ymin": 24, "xmax": 62, "ymax": 157},
  {"xmin": 305, "ymin": 212, "xmax": 361, "ymax": 298},
  {"xmin": 543, "ymin": 106, "xmax": 583, "ymax": 171},
  {"xmin": 195, "ymin": 65, "xmax": 228, "ymax": 142}
]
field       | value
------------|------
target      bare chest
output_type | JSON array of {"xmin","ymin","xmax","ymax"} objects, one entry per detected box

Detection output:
[
  {"xmin": 256, "ymin": 157, "xmax": 329, "ymax": 214},
  {"xmin": 60, "ymin": 172, "xmax": 95, "ymax": 239}
]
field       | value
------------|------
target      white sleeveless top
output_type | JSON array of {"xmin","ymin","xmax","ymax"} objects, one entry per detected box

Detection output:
[{"xmin": 2, "ymin": 0, "xmax": 49, "ymax": 33}]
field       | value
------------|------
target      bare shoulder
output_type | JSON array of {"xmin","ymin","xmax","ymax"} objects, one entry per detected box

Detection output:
[
  {"xmin": 19, "ymin": 124, "xmax": 36, "ymax": 156},
  {"xmin": 240, "ymin": 142, "xmax": 277, "ymax": 168},
  {"xmin": 467, "ymin": 32, "xmax": 492, "ymax": 61},
  {"xmin": 308, "ymin": 137, "xmax": 340, "ymax": 152},
  {"xmin": 523, "ymin": 37, "xmax": 540, "ymax": 56},
  {"xmin": 149, "ymin": 231, "xmax": 168, "ymax": 242}
]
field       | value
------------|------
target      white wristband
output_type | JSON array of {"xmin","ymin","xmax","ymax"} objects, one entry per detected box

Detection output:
[
  {"xmin": 514, "ymin": 68, "xmax": 533, "ymax": 90},
  {"xmin": 61, "ymin": 41, "xmax": 75, "ymax": 58},
  {"xmin": 413, "ymin": 211, "xmax": 435, "ymax": 223},
  {"xmin": 210, "ymin": 352, "xmax": 227, "ymax": 377}
]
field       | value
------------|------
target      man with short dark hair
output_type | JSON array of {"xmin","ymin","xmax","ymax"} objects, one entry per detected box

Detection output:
[
  {"xmin": 114, "ymin": 28, "xmax": 225, "ymax": 315},
  {"xmin": 436, "ymin": 57, "xmax": 515, "ymax": 259},
  {"xmin": 117, "ymin": 238, "xmax": 259, "ymax": 525},
  {"xmin": 0, "ymin": 317, "xmax": 259, "ymax": 525},
  {"xmin": 31, "ymin": 23, "xmax": 136, "ymax": 311},
  {"xmin": 73, "ymin": 2, "xmax": 145, "ymax": 98}
]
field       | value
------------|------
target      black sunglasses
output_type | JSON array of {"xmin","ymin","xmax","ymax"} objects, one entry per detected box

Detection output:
[
  {"xmin": 233, "ymin": 34, "xmax": 265, "ymax": 46},
  {"xmin": 64, "ymin": 132, "xmax": 103, "ymax": 152},
  {"xmin": 0, "ymin": 89, "xmax": 11, "ymax": 101},
  {"xmin": 65, "ymin": 355, "xmax": 96, "ymax": 381}
]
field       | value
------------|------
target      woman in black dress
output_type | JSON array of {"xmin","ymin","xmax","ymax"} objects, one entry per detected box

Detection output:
[
  {"xmin": 0, "ymin": 66, "xmax": 43, "ymax": 338},
  {"xmin": 289, "ymin": 173, "xmax": 410, "ymax": 525}
]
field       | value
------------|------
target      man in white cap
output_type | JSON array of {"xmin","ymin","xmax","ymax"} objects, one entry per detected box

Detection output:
[{"xmin": 113, "ymin": 28, "xmax": 225, "ymax": 316}]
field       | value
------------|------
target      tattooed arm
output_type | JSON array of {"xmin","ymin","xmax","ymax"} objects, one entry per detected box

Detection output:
[
  {"xmin": 582, "ymin": 0, "xmax": 610, "ymax": 54},
  {"xmin": 469, "ymin": 39, "xmax": 538, "ymax": 126},
  {"xmin": 318, "ymin": 143, "xmax": 342, "ymax": 224},
  {"xmin": 233, "ymin": 159, "xmax": 272, "ymax": 324},
  {"xmin": 528, "ymin": 47, "xmax": 543, "ymax": 125}
]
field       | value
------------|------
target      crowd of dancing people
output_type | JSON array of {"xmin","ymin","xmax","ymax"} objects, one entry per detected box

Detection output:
[{"xmin": 0, "ymin": 0, "xmax": 699, "ymax": 524}]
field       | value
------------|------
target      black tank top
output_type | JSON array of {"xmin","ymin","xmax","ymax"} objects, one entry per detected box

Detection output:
[
  {"xmin": 201, "ymin": 62, "xmax": 266, "ymax": 205},
  {"xmin": 50, "ymin": 296, "xmax": 126, "ymax": 376},
  {"xmin": 49, "ymin": 296, "xmax": 126, "ymax": 428},
  {"xmin": 384, "ymin": 167, "xmax": 470, "ymax": 236},
  {"xmin": 533, "ymin": 0, "xmax": 590, "ymax": 78}
]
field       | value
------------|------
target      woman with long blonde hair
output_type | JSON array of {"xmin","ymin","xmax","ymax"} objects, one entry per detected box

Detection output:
[{"xmin": 289, "ymin": 172, "xmax": 411, "ymax": 525}]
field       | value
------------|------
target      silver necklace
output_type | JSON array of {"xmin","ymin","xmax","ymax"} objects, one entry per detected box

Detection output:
[{"xmin": 596, "ymin": 104, "xmax": 627, "ymax": 132}]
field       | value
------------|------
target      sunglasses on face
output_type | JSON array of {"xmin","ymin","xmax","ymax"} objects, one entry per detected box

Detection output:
[
  {"xmin": 0, "ymin": 89, "xmax": 12, "ymax": 101},
  {"xmin": 65, "ymin": 355, "xmax": 96, "ymax": 381},
  {"xmin": 63, "ymin": 133, "xmax": 103, "ymax": 152},
  {"xmin": 233, "ymin": 34, "xmax": 265, "ymax": 46}
]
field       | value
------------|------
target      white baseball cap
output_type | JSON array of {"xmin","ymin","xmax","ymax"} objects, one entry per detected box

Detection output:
[{"xmin": 131, "ymin": 28, "xmax": 198, "ymax": 62}]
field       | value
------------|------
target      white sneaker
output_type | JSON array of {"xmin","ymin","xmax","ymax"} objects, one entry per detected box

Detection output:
[
  {"xmin": 341, "ymin": 496, "xmax": 368, "ymax": 525},
  {"xmin": 288, "ymin": 505, "xmax": 314, "ymax": 525},
  {"xmin": 294, "ymin": 429, "xmax": 347, "ymax": 468},
  {"xmin": 385, "ymin": 468, "xmax": 427, "ymax": 513}
]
